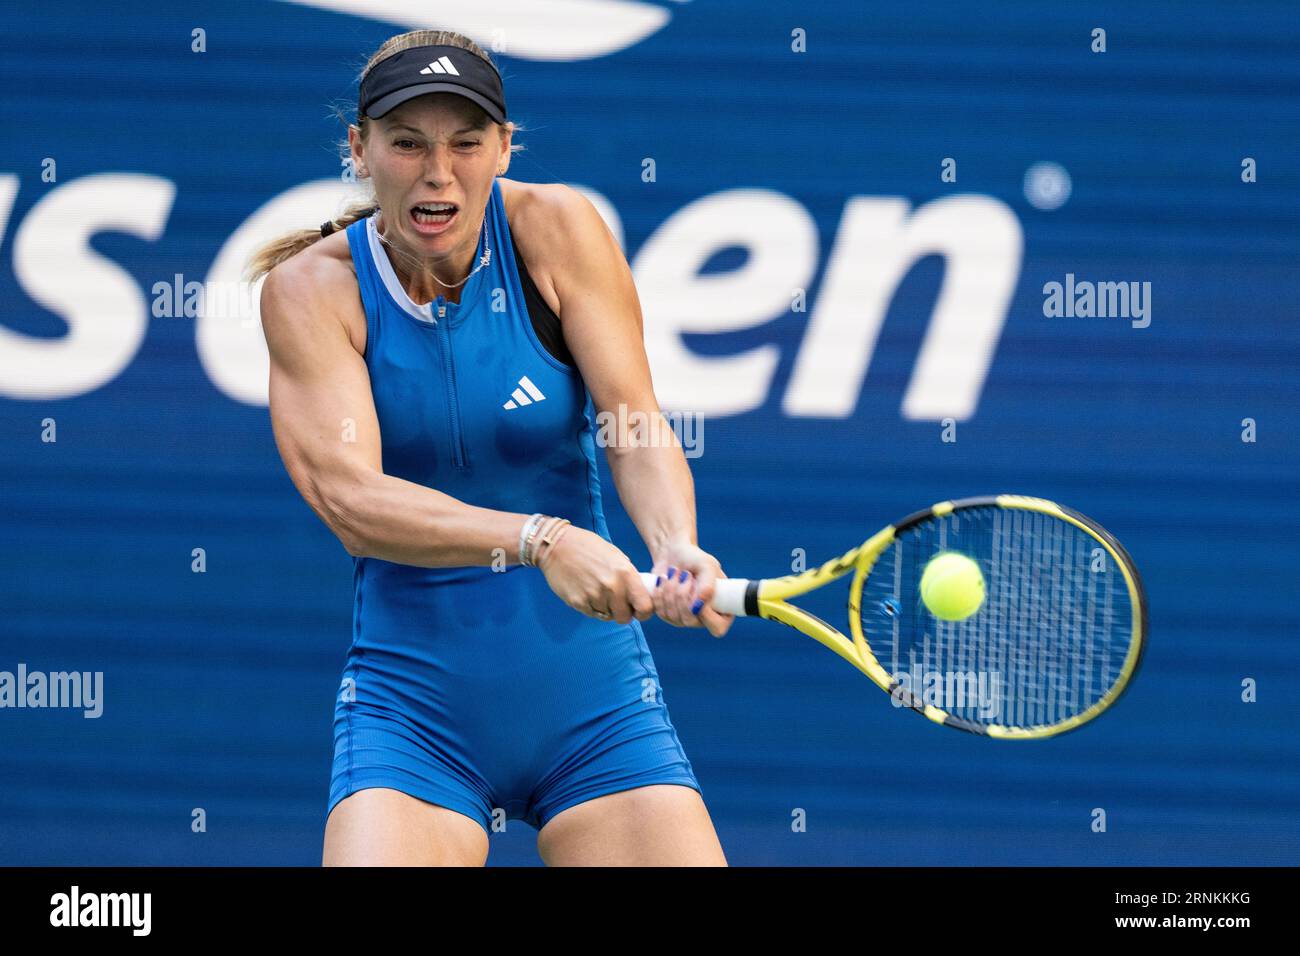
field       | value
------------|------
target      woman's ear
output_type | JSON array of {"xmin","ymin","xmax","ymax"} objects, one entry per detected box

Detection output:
[
  {"xmin": 348, "ymin": 124, "xmax": 369, "ymax": 179},
  {"xmin": 497, "ymin": 122, "xmax": 513, "ymax": 177}
]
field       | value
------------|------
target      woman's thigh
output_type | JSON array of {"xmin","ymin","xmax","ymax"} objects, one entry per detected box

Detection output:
[
  {"xmin": 323, "ymin": 787, "xmax": 490, "ymax": 866},
  {"xmin": 535, "ymin": 784, "xmax": 727, "ymax": 866}
]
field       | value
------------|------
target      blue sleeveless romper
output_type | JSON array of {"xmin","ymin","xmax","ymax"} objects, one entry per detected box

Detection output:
[{"xmin": 327, "ymin": 179, "xmax": 701, "ymax": 834}]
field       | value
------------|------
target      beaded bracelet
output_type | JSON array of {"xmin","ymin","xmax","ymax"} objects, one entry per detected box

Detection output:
[
  {"xmin": 525, "ymin": 516, "xmax": 566, "ymax": 566},
  {"xmin": 517, "ymin": 513, "xmax": 546, "ymax": 566},
  {"xmin": 520, "ymin": 514, "xmax": 567, "ymax": 567},
  {"xmin": 522, "ymin": 516, "xmax": 557, "ymax": 566},
  {"xmin": 517, "ymin": 513, "xmax": 540, "ymax": 564}
]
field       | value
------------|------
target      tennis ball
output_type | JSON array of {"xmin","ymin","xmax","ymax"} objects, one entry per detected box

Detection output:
[{"xmin": 920, "ymin": 552, "xmax": 985, "ymax": 621}]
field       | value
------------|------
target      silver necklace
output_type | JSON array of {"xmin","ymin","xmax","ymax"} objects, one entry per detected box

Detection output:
[{"xmin": 376, "ymin": 211, "xmax": 492, "ymax": 290}]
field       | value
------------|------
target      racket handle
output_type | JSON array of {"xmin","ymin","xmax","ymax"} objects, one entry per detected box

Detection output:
[{"xmin": 637, "ymin": 572, "xmax": 752, "ymax": 616}]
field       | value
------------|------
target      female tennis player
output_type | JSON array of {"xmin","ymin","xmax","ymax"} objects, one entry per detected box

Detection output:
[{"xmin": 246, "ymin": 29, "xmax": 733, "ymax": 866}]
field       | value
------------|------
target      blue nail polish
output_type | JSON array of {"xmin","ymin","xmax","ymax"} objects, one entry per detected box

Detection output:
[
  {"xmin": 691, "ymin": 598, "xmax": 703, "ymax": 615},
  {"xmin": 667, "ymin": 566, "xmax": 676, "ymax": 578},
  {"xmin": 655, "ymin": 576, "xmax": 662, "ymax": 587},
  {"xmin": 680, "ymin": 569, "xmax": 690, "ymax": 582}
]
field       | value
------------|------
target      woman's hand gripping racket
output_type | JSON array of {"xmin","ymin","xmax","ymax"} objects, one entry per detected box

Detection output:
[{"xmin": 640, "ymin": 495, "xmax": 1147, "ymax": 739}]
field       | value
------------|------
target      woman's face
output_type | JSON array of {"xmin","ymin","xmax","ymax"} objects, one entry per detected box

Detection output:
[{"xmin": 351, "ymin": 93, "xmax": 509, "ymax": 260}]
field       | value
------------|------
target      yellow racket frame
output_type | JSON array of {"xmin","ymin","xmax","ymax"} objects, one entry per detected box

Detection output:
[{"xmin": 744, "ymin": 495, "xmax": 1147, "ymax": 739}]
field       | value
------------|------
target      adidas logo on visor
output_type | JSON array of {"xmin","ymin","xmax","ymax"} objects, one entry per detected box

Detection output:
[{"xmin": 419, "ymin": 56, "xmax": 460, "ymax": 76}]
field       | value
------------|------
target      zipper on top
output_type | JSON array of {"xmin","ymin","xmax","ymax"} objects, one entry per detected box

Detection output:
[{"xmin": 436, "ymin": 295, "xmax": 469, "ymax": 470}]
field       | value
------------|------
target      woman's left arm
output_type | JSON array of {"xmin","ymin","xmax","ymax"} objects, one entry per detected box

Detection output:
[{"xmin": 538, "ymin": 185, "xmax": 733, "ymax": 638}]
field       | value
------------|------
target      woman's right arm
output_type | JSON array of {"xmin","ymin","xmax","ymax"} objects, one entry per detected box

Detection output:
[
  {"xmin": 260, "ymin": 252, "xmax": 654, "ymax": 624},
  {"xmin": 260, "ymin": 255, "xmax": 527, "ymax": 567}
]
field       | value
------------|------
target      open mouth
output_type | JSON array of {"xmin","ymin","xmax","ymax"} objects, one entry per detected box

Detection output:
[{"xmin": 410, "ymin": 202, "xmax": 459, "ymax": 232}]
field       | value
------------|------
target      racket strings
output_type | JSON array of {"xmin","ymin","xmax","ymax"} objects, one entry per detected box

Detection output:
[{"xmin": 860, "ymin": 506, "xmax": 1131, "ymax": 730}]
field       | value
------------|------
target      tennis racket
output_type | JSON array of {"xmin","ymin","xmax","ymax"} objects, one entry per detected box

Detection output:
[{"xmin": 640, "ymin": 495, "xmax": 1147, "ymax": 739}]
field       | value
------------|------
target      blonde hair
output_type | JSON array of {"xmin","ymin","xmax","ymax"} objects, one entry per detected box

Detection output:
[{"xmin": 243, "ymin": 29, "xmax": 523, "ymax": 282}]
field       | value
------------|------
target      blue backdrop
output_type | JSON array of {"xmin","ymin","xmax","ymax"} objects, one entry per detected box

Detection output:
[{"xmin": 1, "ymin": 0, "xmax": 1297, "ymax": 865}]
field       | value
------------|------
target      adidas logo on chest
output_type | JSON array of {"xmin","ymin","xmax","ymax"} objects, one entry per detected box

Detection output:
[{"xmin": 502, "ymin": 375, "xmax": 546, "ymax": 410}]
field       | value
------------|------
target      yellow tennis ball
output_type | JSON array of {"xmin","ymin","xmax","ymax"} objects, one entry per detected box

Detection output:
[{"xmin": 920, "ymin": 552, "xmax": 985, "ymax": 621}]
